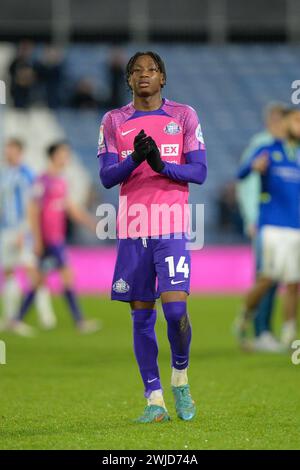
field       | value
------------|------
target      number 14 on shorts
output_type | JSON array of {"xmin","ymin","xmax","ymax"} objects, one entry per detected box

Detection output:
[{"xmin": 165, "ymin": 256, "xmax": 189, "ymax": 279}]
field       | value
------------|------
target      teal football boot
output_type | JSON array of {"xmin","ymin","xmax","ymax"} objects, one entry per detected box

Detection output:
[
  {"xmin": 134, "ymin": 405, "xmax": 171, "ymax": 424},
  {"xmin": 172, "ymin": 384, "xmax": 196, "ymax": 421}
]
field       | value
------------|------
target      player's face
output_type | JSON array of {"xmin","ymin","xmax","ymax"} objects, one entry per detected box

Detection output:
[
  {"xmin": 287, "ymin": 111, "xmax": 300, "ymax": 141},
  {"xmin": 128, "ymin": 55, "xmax": 165, "ymax": 98},
  {"xmin": 52, "ymin": 145, "xmax": 70, "ymax": 171},
  {"xmin": 4, "ymin": 143, "xmax": 23, "ymax": 166},
  {"xmin": 266, "ymin": 110, "xmax": 285, "ymax": 137}
]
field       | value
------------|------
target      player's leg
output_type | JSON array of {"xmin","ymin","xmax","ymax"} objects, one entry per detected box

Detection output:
[
  {"xmin": 253, "ymin": 284, "xmax": 282, "ymax": 352},
  {"xmin": 112, "ymin": 238, "xmax": 169, "ymax": 423},
  {"xmin": 130, "ymin": 300, "xmax": 169, "ymax": 423},
  {"xmin": 235, "ymin": 275, "xmax": 274, "ymax": 346},
  {"xmin": 59, "ymin": 264, "xmax": 100, "ymax": 334},
  {"xmin": 155, "ymin": 235, "xmax": 195, "ymax": 421},
  {"xmin": 34, "ymin": 284, "xmax": 57, "ymax": 330},
  {"xmin": 279, "ymin": 229, "xmax": 300, "ymax": 347},
  {"xmin": 21, "ymin": 241, "xmax": 57, "ymax": 330},
  {"xmin": 0, "ymin": 231, "xmax": 22, "ymax": 328},
  {"xmin": 281, "ymin": 283, "xmax": 298, "ymax": 347},
  {"xmin": 11, "ymin": 265, "xmax": 43, "ymax": 337},
  {"xmin": 0, "ymin": 269, "xmax": 21, "ymax": 328},
  {"xmin": 236, "ymin": 226, "xmax": 280, "ymax": 346},
  {"xmin": 252, "ymin": 231, "xmax": 282, "ymax": 352}
]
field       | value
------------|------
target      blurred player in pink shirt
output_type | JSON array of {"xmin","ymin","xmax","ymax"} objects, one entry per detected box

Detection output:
[
  {"xmin": 13, "ymin": 141, "xmax": 100, "ymax": 334},
  {"xmin": 98, "ymin": 51, "xmax": 207, "ymax": 422}
]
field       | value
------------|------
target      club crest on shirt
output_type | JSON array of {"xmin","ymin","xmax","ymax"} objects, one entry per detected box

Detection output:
[
  {"xmin": 164, "ymin": 121, "xmax": 182, "ymax": 135},
  {"xmin": 98, "ymin": 125, "xmax": 105, "ymax": 151},
  {"xmin": 271, "ymin": 151, "xmax": 283, "ymax": 162},
  {"xmin": 113, "ymin": 278, "xmax": 130, "ymax": 293}
]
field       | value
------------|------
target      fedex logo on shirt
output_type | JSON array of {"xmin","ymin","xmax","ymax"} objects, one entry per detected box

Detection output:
[
  {"xmin": 120, "ymin": 144, "xmax": 179, "ymax": 159},
  {"xmin": 160, "ymin": 144, "xmax": 179, "ymax": 157}
]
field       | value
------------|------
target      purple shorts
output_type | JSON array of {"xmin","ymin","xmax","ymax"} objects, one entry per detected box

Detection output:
[
  {"xmin": 39, "ymin": 244, "xmax": 67, "ymax": 272},
  {"xmin": 111, "ymin": 234, "xmax": 191, "ymax": 302}
]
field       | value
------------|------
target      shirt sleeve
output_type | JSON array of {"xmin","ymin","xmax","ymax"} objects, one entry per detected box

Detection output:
[
  {"xmin": 237, "ymin": 146, "xmax": 270, "ymax": 179},
  {"xmin": 236, "ymin": 141, "xmax": 264, "ymax": 230},
  {"xmin": 160, "ymin": 106, "xmax": 207, "ymax": 185},
  {"xmin": 183, "ymin": 106, "xmax": 207, "ymax": 165},
  {"xmin": 22, "ymin": 165, "xmax": 35, "ymax": 186},
  {"xmin": 97, "ymin": 111, "xmax": 118, "ymax": 158},
  {"xmin": 97, "ymin": 112, "xmax": 138, "ymax": 189}
]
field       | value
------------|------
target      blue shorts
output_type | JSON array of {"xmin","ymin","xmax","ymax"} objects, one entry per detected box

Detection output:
[
  {"xmin": 111, "ymin": 234, "xmax": 191, "ymax": 302},
  {"xmin": 39, "ymin": 244, "xmax": 67, "ymax": 272}
]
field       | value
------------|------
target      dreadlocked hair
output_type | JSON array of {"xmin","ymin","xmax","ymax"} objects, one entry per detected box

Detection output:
[{"xmin": 125, "ymin": 51, "xmax": 167, "ymax": 90}]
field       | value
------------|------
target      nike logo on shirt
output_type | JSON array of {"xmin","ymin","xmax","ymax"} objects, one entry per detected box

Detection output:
[
  {"xmin": 171, "ymin": 280, "xmax": 185, "ymax": 285},
  {"xmin": 121, "ymin": 129, "xmax": 136, "ymax": 136}
]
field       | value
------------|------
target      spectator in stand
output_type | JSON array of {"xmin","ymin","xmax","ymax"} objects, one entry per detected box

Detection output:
[
  {"xmin": 35, "ymin": 46, "xmax": 64, "ymax": 109},
  {"xmin": 9, "ymin": 40, "xmax": 36, "ymax": 108},
  {"xmin": 107, "ymin": 48, "xmax": 126, "ymax": 109},
  {"xmin": 69, "ymin": 78, "xmax": 103, "ymax": 110}
]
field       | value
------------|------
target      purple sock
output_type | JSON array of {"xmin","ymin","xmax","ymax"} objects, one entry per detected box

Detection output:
[
  {"xmin": 63, "ymin": 289, "xmax": 84, "ymax": 323},
  {"xmin": 162, "ymin": 301, "xmax": 191, "ymax": 370},
  {"xmin": 16, "ymin": 290, "xmax": 36, "ymax": 321},
  {"xmin": 131, "ymin": 309, "xmax": 162, "ymax": 398}
]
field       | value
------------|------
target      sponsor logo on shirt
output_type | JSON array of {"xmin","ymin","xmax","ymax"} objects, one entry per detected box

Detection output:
[
  {"xmin": 164, "ymin": 121, "xmax": 182, "ymax": 135},
  {"xmin": 113, "ymin": 278, "xmax": 130, "ymax": 293},
  {"xmin": 195, "ymin": 123, "xmax": 204, "ymax": 144},
  {"xmin": 121, "ymin": 150, "xmax": 133, "ymax": 159},
  {"xmin": 161, "ymin": 144, "xmax": 179, "ymax": 157},
  {"xmin": 120, "ymin": 145, "xmax": 179, "ymax": 159}
]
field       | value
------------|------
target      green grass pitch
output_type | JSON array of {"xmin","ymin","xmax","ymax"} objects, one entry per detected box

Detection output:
[{"xmin": 0, "ymin": 295, "xmax": 299, "ymax": 450}]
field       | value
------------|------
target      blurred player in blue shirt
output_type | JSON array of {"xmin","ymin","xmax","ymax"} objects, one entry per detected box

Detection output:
[
  {"xmin": 0, "ymin": 138, "xmax": 56, "ymax": 335},
  {"xmin": 237, "ymin": 103, "xmax": 287, "ymax": 352},
  {"xmin": 236, "ymin": 108, "xmax": 300, "ymax": 349}
]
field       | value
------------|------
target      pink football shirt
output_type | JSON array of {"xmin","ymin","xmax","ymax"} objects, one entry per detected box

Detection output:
[
  {"xmin": 98, "ymin": 98, "xmax": 206, "ymax": 237},
  {"xmin": 33, "ymin": 173, "xmax": 68, "ymax": 245}
]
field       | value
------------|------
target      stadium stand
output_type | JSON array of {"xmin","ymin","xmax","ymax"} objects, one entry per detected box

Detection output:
[{"xmin": 1, "ymin": 43, "xmax": 300, "ymax": 241}]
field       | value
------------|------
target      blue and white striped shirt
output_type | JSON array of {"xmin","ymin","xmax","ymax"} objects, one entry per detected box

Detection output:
[{"xmin": 0, "ymin": 164, "xmax": 35, "ymax": 229}]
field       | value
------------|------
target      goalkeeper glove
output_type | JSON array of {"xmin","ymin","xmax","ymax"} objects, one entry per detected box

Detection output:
[
  {"xmin": 146, "ymin": 137, "xmax": 165, "ymax": 173},
  {"xmin": 131, "ymin": 130, "xmax": 152, "ymax": 165}
]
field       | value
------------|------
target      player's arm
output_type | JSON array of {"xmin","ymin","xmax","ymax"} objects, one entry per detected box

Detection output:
[
  {"xmin": 16, "ymin": 166, "xmax": 36, "ymax": 247},
  {"xmin": 98, "ymin": 113, "xmax": 151, "ymax": 189},
  {"xmin": 147, "ymin": 107, "xmax": 207, "ymax": 185},
  {"xmin": 237, "ymin": 147, "xmax": 270, "ymax": 179},
  {"xmin": 66, "ymin": 200, "xmax": 97, "ymax": 233},
  {"xmin": 27, "ymin": 198, "xmax": 43, "ymax": 256},
  {"xmin": 237, "ymin": 173, "xmax": 260, "ymax": 238},
  {"xmin": 237, "ymin": 142, "xmax": 262, "ymax": 237}
]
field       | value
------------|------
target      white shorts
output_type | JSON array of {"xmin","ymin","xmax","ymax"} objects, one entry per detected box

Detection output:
[
  {"xmin": 260, "ymin": 225, "xmax": 300, "ymax": 283},
  {"xmin": 0, "ymin": 228, "xmax": 36, "ymax": 270}
]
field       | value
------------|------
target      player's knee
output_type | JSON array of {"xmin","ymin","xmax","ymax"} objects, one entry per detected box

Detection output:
[
  {"xmin": 131, "ymin": 309, "xmax": 156, "ymax": 333},
  {"xmin": 162, "ymin": 301, "xmax": 190, "ymax": 329}
]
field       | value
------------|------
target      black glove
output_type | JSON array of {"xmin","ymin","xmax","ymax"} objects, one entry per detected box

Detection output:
[
  {"xmin": 131, "ymin": 130, "xmax": 152, "ymax": 165},
  {"xmin": 146, "ymin": 137, "xmax": 165, "ymax": 173}
]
